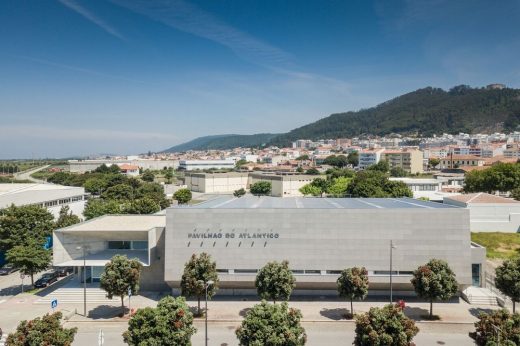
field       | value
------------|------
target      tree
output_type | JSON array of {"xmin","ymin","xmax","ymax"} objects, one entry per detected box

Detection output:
[
  {"xmin": 141, "ymin": 170, "xmax": 155, "ymax": 182},
  {"xmin": 327, "ymin": 176, "xmax": 351, "ymax": 197},
  {"xmin": 495, "ymin": 256, "xmax": 520, "ymax": 313},
  {"xmin": 354, "ymin": 304, "xmax": 419, "ymax": 346},
  {"xmin": 233, "ymin": 188, "xmax": 246, "ymax": 198},
  {"xmin": 6, "ymin": 240, "xmax": 51, "ymax": 287},
  {"xmin": 390, "ymin": 167, "xmax": 408, "ymax": 177},
  {"xmin": 324, "ymin": 155, "xmax": 348, "ymax": 168},
  {"xmin": 173, "ymin": 188, "xmax": 192, "ymax": 204},
  {"xmin": 123, "ymin": 296, "xmax": 197, "ymax": 346},
  {"xmin": 102, "ymin": 184, "xmax": 134, "ymax": 200},
  {"xmin": 236, "ymin": 301, "xmax": 307, "ymax": 346},
  {"xmin": 0, "ymin": 204, "xmax": 54, "ymax": 252},
  {"xmin": 428, "ymin": 158, "xmax": 440, "ymax": 169},
  {"xmin": 473, "ymin": 309, "xmax": 520, "ymax": 345},
  {"xmin": 83, "ymin": 199, "xmax": 124, "ymax": 220},
  {"xmin": 164, "ymin": 168, "xmax": 174, "ymax": 184},
  {"xmin": 367, "ymin": 160, "xmax": 390, "ymax": 172},
  {"xmin": 347, "ymin": 171, "xmax": 412, "ymax": 198},
  {"xmin": 250, "ymin": 181, "xmax": 272, "ymax": 196},
  {"xmin": 99, "ymin": 255, "xmax": 143, "ymax": 315},
  {"xmin": 83, "ymin": 177, "xmax": 108, "ymax": 195},
  {"xmin": 136, "ymin": 182, "xmax": 169, "ymax": 209},
  {"xmin": 337, "ymin": 267, "xmax": 369, "ymax": 316},
  {"xmin": 235, "ymin": 159, "xmax": 248, "ymax": 168},
  {"xmin": 296, "ymin": 154, "xmax": 310, "ymax": 161},
  {"xmin": 464, "ymin": 163, "xmax": 520, "ymax": 193},
  {"xmin": 411, "ymin": 259, "xmax": 458, "ymax": 318},
  {"xmin": 6, "ymin": 312, "xmax": 77, "ymax": 346},
  {"xmin": 255, "ymin": 260, "xmax": 296, "ymax": 303},
  {"xmin": 126, "ymin": 197, "xmax": 160, "ymax": 214},
  {"xmin": 305, "ymin": 168, "xmax": 320, "ymax": 175},
  {"xmin": 54, "ymin": 206, "xmax": 80, "ymax": 229},
  {"xmin": 347, "ymin": 152, "xmax": 359, "ymax": 166},
  {"xmin": 511, "ymin": 187, "xmax": 520, "ymax": 201},
  {"xmin": 299, "ymin": 184, "xmax": 322, "ymax": 197},
  {"xmin": 180, "ymin": 253, "xmax": 219, "ymax": 315}
]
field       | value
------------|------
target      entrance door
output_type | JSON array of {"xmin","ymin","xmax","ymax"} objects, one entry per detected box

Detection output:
[{"xmin": 472, "ymin": 263, "xmax": 481, "ymax": 287}]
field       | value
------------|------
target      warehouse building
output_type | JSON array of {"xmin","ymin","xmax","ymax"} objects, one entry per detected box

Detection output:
[{"xmin": 54, "ymin": 196, "xmax": 485, "ymax": 294}]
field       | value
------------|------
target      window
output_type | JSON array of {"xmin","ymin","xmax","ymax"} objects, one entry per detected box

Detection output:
[
  {"xmin": 234, "ymin": 269, "xmax": 258, "ymax": 274},
  {"xmin": 326, "ymin": 270, "xmax": 342, "ymax": 275},
  {"xmin": 132, "ymin": 241, "xmax": 148, "ymax": 250},
  {"xmin": 108, "ymin": 241, "xmax": 131, "ymax": 249}
]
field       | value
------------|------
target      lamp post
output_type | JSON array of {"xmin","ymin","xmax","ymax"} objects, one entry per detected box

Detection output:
[
  {"xmin": 390, "ymin": 240, "xmax": 396, "ymax": 304},
  {"xmin": 198, "ymin": 280, "xmax": 214, "ymax": 346},
  {"xmin": 76, "ymin": 244, "xmax": 88, "ymax": 317}
]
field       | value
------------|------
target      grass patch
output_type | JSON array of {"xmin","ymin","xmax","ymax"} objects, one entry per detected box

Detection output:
[{"xmin": 471, "ymin": 232, "xmax": 520, "ymax": 259}]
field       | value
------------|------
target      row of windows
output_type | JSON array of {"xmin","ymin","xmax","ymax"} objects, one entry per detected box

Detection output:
[
  {"xmin": 216, "ymin": 269, "xmax": 414, "ymax": 276},
  {"xmin": 37, "ymin": 195, "xmax": 84, "ymax": 208},
  {"xmin": 107, "ymin": 240, "xmax": 148, "ymax": 250}
]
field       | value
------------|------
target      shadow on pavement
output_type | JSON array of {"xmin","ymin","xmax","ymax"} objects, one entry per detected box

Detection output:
[
  {"xmin": 35, "ymin": 275, "xmax": 74, "ymax": 297},
  {"xmin": 319, "ymin": 307, "xmax": 350, "ymax": 320},
  {"xmin": 403, "ymin": 306, "xmax": 430, "ymax": 320},
  {"xmin": 239, "ymin": 307, "xmax": 252, "ymax": 317},
  {"xmin": 468, "ymin": 307, "xmax": 494, "ymax": 318},
  {"xmin": 88, "ymin": 304, "xmax": 127, "ymax": 319}
]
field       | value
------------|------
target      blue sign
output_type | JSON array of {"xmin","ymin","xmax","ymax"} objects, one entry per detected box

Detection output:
[{"xmin": 51, "ymin": 299, "xmax": 58, "ymax": 309}]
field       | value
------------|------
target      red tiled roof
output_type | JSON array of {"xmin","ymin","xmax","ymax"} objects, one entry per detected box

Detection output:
[{"xmin": 446, "ymin": 192, "xmax": 520, "ymax": 204}]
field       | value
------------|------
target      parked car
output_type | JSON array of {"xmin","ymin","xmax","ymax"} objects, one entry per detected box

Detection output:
[
  {"xmin": 0, "ymin": 263, "xmax": 19, "ymax": 275},
  {"xmin": 55, "ymin": 267, "xmax": 74, "ymax": 277},
  {"xmin": 34, "ymin": 272, "xmax": 59, "ymax": 288}
]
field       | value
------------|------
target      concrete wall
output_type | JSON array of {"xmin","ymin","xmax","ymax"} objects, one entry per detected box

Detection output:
[
  {"xmin": 185, "ymin": 173, "xmax": 249, "ymax": 193},
  {"xmin": 165, "ymin": 207, "xmax": 473, "ymax": 294},
  {"xmin": 249, "ymin": 174, "xmax": 319, "ymax": 197}
]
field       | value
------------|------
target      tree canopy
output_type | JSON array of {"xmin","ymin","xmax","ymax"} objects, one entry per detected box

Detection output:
[
  {"xmin": 464, "ymin": 162, "xmax": 520, "ymax": 193},
  {"xmin": 180, "ymin": 253, "xmax": 219, "ymax": 315},
  {"xmin": 337, "ymin": 267, "xmax": 369, "ymax": 315},
  {"xmin": 54, "ymin": 206, "xmax": 81, "ymax": 229},
  {"xmin": 255, "ymin": 260, "xmax": 296, "ymax": 303},
  {"xmin": 6, "ymin": 312, "xmax": 77, "ymax": 346},
  {"xmin": 354, "ymin": 304, "xmax": 419, "ymax": 346},
  {"xmin": 473, "ymin": 309, "xmax": 520, "ymax": 346},
  {"xmin": 99, "ymin": 255, "xmax": 143, "ymax": 314},
  {"xmin": 6, "ymin": 240, "xmax": 52, "ymax": 287},
  {"xmin": 236, "ymin": 301, "xmax": 307, "ymax": 346},
  {"xmin": 495, "ymin": 256, "xmax": 520, "ymax": 313},
  {"xmin": 173, "ymin": 188, "xmax": 192, "ymax": 204},
  {"xmin": 233, "ymin": 188, "xmax": 246, "ymax": 198},
  {"xmin": 411, "ymin": 259, "xmax": 458, "ymax": 318},
  {"xmin": 123, "ymin": 296, "xmax": 197, "ymax": 346},
  {"xmin": 347, "ymin": 171, "xmax": 413, "ymax": 198},
  {"xmin": 250, "ymin": 181, "xmax": 272, "ymax": 196}
]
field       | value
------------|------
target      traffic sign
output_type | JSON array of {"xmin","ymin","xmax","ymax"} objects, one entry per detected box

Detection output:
[
  {"xmin": 128, "ymin": 287, "xmax": 132, "ymax": 297},
  {"xmin": 51, "ymin": 299, "xmax": 58, "ymax": 309}
]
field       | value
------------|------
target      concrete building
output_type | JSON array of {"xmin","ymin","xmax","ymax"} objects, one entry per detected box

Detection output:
[
  {"xmin": 184, "ymin": 172, "xmax": 249, "ymax": 193},
  {"xmin": 444, "ymin": 193, "xmax": 520, "ymax": 232},
  {"xmin": 69, "ymin": 159, "xmax": 178, "ymax": 173},
  {"xmin": 358, "ymin": 149, "xmax": 384, "ymax": 169},
  {"xmin": 249, "ymin": 173, "xmax": 319, "ymax": 197},
  {"xmin": 118, "ymin": 164, "xmax": 139, "ymax": 177},
  {"xmin": 53, "ymin": 215, "xmax": 168, "ymax": 291},
  {"xmin": 165, "ymin": 196, "xmax": 484, "ymax": 294},
  {"xmin": 53, "ymin": 196, "xmax": 486, "ymax": 295},
  {"xmin": 0, "ymin": 183, "xmax": 86, "ymax": 219},
  {"xmin": 178, "ymin": 160, "xmax": 235, "ymax": 171},
  {"xmin": 381, "ymin": 149, "xmax": 423, "ymax": 174},
  {"xmin": 440, "ymin": 155, "xmax": 485, "ymax": 169},
  {"xmin": 388, "ymin": 178, "xmax": 460, "ymax": 202}
]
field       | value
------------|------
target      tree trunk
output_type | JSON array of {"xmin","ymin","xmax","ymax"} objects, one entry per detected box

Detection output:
[
  {"xmin": 350, "ymin": 299, "xmax": 354, "ymax": 315},
  {"xmin": 31, "ymin": 273, "xmax": 34, "ymax": 288},
  {"xmin": 121, "ymin": 296, "xmax": 125, "ymax": 315},
  {"xmin": 430, "ymin": 299, "xmax": 433, "ymax": 319},
  {"xmin": 198, "ymin": 297, "xmax": 201, "ymax": 316},
  {"xmin": 514, "ymin": 301, "xmax": 516, "ymax": 314}
]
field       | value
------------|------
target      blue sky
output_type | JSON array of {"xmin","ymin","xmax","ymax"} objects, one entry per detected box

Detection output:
[{"xmin": 1, "ymin": 0, "xmax": 520, "ymax": 158}]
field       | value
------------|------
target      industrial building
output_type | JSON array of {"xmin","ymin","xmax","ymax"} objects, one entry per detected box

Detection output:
[
  {"xmin": 69, "ymin": 159, "xmax": 178, "ymax": 173},
  {"xmin": 178, "ymin": 160, "xmax": 235, "ymax": 171},
  {"xmin": 53, "ymin": 196, "xmax": 485, "ymax": 294},
  {"xmin": 0, "ymin": 183, "xmax": 86, "ymax": 218}
]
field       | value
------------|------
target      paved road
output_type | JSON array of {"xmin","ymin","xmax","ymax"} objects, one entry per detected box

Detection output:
[
  {"xmin": 14, "ymin": 165, "xmax": 50, "ymax": 183},
  {"xmin": 0, "ymin": 270, "xmax": 41, "ymax": 301},
  {"xmin": 69, "ymin": 321, "xmax": 476, "ymax": 346}
]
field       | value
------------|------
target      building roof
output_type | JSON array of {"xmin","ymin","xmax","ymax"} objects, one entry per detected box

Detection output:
[
  {"xmin": 179, "ymin": 196, "xmax": 458, "ymax": 210},
  {"xmin": 57, "ymin": 214, "xmax": 166, "ymax": 232},
  {"xmin": 118, "ymin": 164, "xmax": 139, "ymax": 170},
  {"xmin": 445, "ymin": 193, "xmax": 520, "ymax": 204},
  {"xmin": 0, "ymin": 183, "xmax": 85, "ymax": 209}
]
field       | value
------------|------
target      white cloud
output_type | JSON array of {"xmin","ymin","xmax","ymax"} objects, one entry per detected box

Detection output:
[{"xmin": 58, "ymin": 0, "xmax": 126, "ymax": 41}]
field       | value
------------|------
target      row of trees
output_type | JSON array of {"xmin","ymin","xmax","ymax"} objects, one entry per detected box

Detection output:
[
  {"xmin": 464, "ymin": 162, "xmax": 520, "ymax": 196},
  {"xmin": 0, "ymin": 205, "xmax": 80, "ymax": 286}
]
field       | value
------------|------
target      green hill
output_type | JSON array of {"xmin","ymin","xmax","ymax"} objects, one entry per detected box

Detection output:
[
  {"xmin": 163, "ymin": 133, "xmax": 279, "ymax": 152},
  {"xmin": 269, "ymin": 85, "xmax": 520, "ymax": 146}
]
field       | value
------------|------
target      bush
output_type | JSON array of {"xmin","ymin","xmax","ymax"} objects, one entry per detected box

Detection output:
[{"xmin": 474, "ymin": 309, "xmax": 520, "ymax": 345}]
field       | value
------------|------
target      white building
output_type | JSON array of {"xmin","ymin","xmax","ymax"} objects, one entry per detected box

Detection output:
[
  {"xmin": 178, "ymin": 160, "xmax": 235, "ymax": 171},
  {"xmin": 69, "ymin": 159, "xmax": 178, "ymax": 173},
  {"xmin": 358, "ymin": 149, "xmax": 385, "ymax": 169},
  {"xmin": 0, "ymin": 183, "xmax": 86, "ymax": 219},
  {"xmin": 444, "ymin": 193, "xmax": 520, "ymax": 233},
  {"xmin": 389, "ymin": 178, "xmax": 460, "ymax": 202}
]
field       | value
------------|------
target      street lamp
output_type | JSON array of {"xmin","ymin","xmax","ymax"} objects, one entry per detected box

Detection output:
[
  {"xmin": 76, "ymin": 244, "xmax": 89, "ymax": 317},
  {"xmin": 198, "ymin": 280, "xmax": 215, "ymax": 346},
  {"xmin": 390, "ymin": 240, "xmax": 397, "ymax": 304}
]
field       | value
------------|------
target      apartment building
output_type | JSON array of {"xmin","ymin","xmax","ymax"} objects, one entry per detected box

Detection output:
[
  {"xmin": 440, "ymin": 155, "xmax": 485, "ymax": 169},
  {"xmin": 358, "ymin": 149, "xmax": 385, "ymax": 169},
  {"xmin": 381, "ymin": 149, "xmax": 424, "ymax": 174}
]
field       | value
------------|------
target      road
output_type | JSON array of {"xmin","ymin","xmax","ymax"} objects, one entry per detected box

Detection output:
[
  {"xmin": 0, "ymin": 270, "xmax": 42, "ymax": 301},
  {"xmin": 14, "ymin": 165, "xmax": 50, "ymax": 183},
  {"xmin": 69, "ymin": 321, "xmax": 476, "ymax": 346}
]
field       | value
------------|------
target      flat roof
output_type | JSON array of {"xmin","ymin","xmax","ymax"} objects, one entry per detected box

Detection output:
[
  {"xmin": 445, "ymin": 192, "xmax": 520, "ymax": 204},
  {"xmin": 57, "ymin": 214, "xmax": 166, "ymax": 232},
  {"xmin": 178, "ymin": 196, "xmax": 458, "ymax": 210},
  {"xmin": 0, "ymin": 183, "xmax": 83, "ymax": 194}
]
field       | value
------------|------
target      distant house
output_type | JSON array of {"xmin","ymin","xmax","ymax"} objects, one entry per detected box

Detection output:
[
  {"xmin": 444, "ymin": 193, "xmax": 520, "ymax": 233},
  {"xmin": 118, "ymin": 164, "xmax": 140, "ymax": 177}
]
